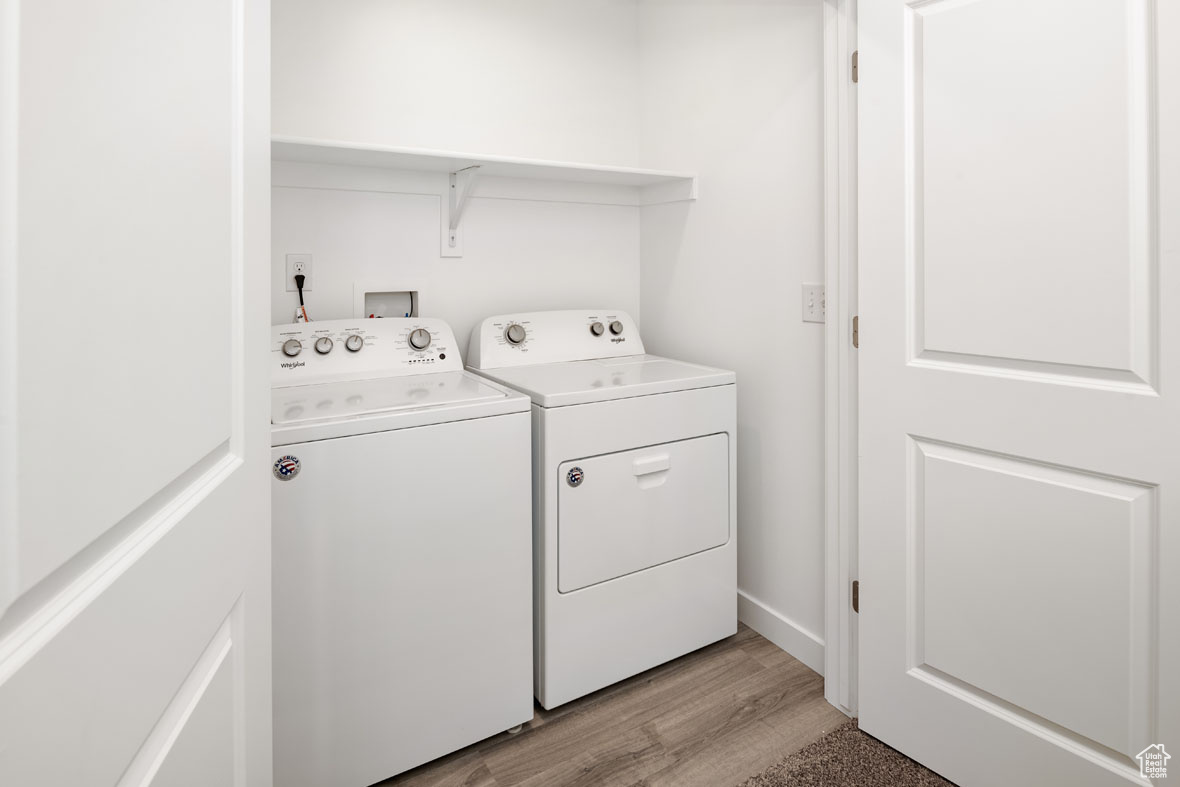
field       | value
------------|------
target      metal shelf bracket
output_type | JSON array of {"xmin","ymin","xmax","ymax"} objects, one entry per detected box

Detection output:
[{"xmin": 447, "ymin": 165, "xmax": 481, "ymax": 248}]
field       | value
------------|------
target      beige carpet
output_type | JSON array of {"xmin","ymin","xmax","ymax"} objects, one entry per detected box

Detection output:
[{"xmin": 739, "ymin": 719, "xmax": 956, "ymax": 787}]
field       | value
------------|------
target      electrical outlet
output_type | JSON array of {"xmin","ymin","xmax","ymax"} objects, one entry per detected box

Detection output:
[
  {"xmin": 286, "ymin": 254, "xmax": 313, "ymax": 292},
  {"xmin": 802, "ymin": 283, "xmax": 825, "ymax": 323}
]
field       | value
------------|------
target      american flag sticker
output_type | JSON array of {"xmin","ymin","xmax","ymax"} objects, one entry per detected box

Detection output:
[{"xmin": 273, "ymin": 455, "xmax": 301, "ymax": 481}]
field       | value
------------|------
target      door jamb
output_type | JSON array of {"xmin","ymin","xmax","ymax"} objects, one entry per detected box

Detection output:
[
  {"xmin": 0, "ymin": 0, "xmax": 17, "ymax": 618},
  {"xmin": 823, "ymin": 0, "xmax": 858, "ymax": 716}
]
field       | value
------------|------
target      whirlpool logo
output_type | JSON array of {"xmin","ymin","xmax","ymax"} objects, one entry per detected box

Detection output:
[{"xmin": 280, "ymin": 361, "xmax": 305, "ymax": 369}]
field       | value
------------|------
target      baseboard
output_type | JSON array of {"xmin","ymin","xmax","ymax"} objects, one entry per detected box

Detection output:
[{"xmin": 737, "ymin": 590, "xmax": 825, "ymax": 676}]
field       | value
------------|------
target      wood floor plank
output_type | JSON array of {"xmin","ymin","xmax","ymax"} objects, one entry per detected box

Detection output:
[
  {"xmin": 738, "ymin": 632, "xmax": 798, "ymax": 669},
  {"xmin": 635, "ymin": 718, "xmax": 794, "ymax": 787},
  {"xmin": 482, "ymin": 647, "xmax": 764, "ymax": 785},
  {"xmin": 385, "ymin": 749, "xmax": 500, "ymax": 787},
  {"xmin": 647, "ymin": 659, "xmax": 821, "ymax": 752},
  {"xmin": 638, "ymin": 662, "xmax": 837, "ymax": 786},
  {"xmin": 382, "ymin": 628, "xmax": 839, "ymax": 787},
  {"xmin": 757, "ymin": 687, "xmax": 850, "ymax": 750},
  {"xmin": 510, "ymin": 724, "xmax": 670, "ymax": 787}
]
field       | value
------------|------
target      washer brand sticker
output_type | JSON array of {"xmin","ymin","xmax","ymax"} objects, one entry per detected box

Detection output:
[
  {"xmin": 273, "ymin": 455, "xmax": 301, "ymax": 481},
  {"xmin": 280, "ymin": 361, "xmax": 305, "ymax": 369},
  {"xmin": 567, "ymin": 466, "xmax": 584, "ymax": 487}
]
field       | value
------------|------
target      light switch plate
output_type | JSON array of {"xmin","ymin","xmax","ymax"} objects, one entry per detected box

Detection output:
[
  {"xmin": 286, "ymin": 254, "xmax": 313, "ymax": 292},
  {"xmin": 802, "ymin": 283, "xmax": 825, "ymax": 323}
]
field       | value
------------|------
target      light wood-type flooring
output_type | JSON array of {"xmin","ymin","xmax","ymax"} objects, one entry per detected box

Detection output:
[{"xmin": 381, "ymin": 624, "xmax": 848, "ymax": 787}]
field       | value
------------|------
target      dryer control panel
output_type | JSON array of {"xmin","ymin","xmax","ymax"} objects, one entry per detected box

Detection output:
[
  {"xmin": 272, "ymin": 317, "xmax": 463, "ymax": 388},
  {"xmin": 467, "ymin": 309, "xmax": 645, "ymax": 370}
]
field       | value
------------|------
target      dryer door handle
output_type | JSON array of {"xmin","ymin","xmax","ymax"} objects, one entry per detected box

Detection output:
[{"xmin": 633, "ymin": 454, "xmax": 671, "ymax": 477}]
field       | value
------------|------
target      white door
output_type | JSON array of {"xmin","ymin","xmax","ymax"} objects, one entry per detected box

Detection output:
[
  {"xmin": 859, "ymin": 1, "xmax": 1178, "ymax": 786},
  {"xmin": 0, "ymin": 1, "xmax": 271, "ymax": 785}
]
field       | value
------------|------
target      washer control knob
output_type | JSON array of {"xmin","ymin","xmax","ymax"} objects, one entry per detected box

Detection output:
[
  {"xmin": 344, "ymin": 334, "xmax": 364, "ymax": 353},
  {"xmin": 589, "ymin": 321, "xmax": 605, "ymax": 336},
  {"xmin": 408, "ymin": 328, "xmax": 431, "ymax": 351},
  {"xmin": 609, "ymin": 320, "xmax": 624, "ymax": 335},
  {"xmin": 282, "ymin": 339, "xmax": 302, "ymax": 357},
  {"xmin": 314, "ymin": 336, "xmax": 333, "ymax": 355},
  {"xmin": 505, "ymin": 324, "xmax": 527, "ymax": 345}
]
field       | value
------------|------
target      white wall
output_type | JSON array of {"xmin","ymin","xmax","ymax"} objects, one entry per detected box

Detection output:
[
  {"xmin": 272, "ymin": 0, "xmax": 645, "ymax": 340},
  {"xmin": 273, "ymin": 0, "xmax": 641, "ymax": 166},
  {"xmin": 637, "ymin": 0, "xmax": 828, "ymax": 672},
  {"xmin": 271, "ymin": 163, "xmax": 641, "ymax": 344}
]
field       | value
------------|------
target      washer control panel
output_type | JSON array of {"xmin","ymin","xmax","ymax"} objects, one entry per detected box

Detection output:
[
  {"xmin": 466, "ymin": 309, "xmax": 645, "ymax": 370},
  {"xmin": 272, "ymin": 317, "xmax": 463, "ymax": 388}
]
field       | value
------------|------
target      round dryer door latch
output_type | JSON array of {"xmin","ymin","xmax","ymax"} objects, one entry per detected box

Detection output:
[{"xmin": 566, "ymin": 466, "xmax": 584, "ymax": 487}]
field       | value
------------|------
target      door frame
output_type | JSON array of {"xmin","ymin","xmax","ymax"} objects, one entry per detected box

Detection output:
[
  {"xmin": 822, "ymin": 0, "xmax": 858, "ymax": 716},
  {"xmin": 0, "ymin": 0, "xmax": 18, "ymax": 617}
]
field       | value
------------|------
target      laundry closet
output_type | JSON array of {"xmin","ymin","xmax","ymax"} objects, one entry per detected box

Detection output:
[
  {"xmin": 269, "ymin": 0, "xmax": 828, "ymax": 783},
  {"xmin": 271, "ymin": 0, "xmax": 827, "ymax": 664}
]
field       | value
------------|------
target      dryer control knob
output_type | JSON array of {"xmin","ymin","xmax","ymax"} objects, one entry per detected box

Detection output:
[
  {"xmin": 314, "ymin": 336, "xmax": 333, "ymax": 354},
  {"xmin": 589, "ymin": 321, "xmax": 605, "ymax": 336},
  {"xmin": 345, "ymin": 334, "xmax": 364, "ymax": 353},
  {"xmin": 408, "ymin": 328, "xmax": 431, "ymax": 351},
  {"xmin": 609, "ymin": 320, "xmax": 624, "ymax": 335},
  {"xmin": 505, "ymin": 324, "xmax": 527, "ymax": 345},
  {"xmin": 282, "ymin": 339, "xmax": 302, "ymax": 357}
]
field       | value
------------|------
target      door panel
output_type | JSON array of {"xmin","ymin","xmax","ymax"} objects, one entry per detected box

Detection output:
[
  {"xmin": 0, "ymin": 0, "xmax": 271, "ymax": 784},
  {"xmin": 150, "ymin": 646, "xmax": 237, "ymax": 787},
  {"xmin": 860, "ymin": 1, "xmax": 1177, "ymax": 785},
  {"xmin": 913, "ymin": 0, "xmax": 1152, "ymax": 380},
  {"xmin": 16, "ymin": 0, "xmax": 239, "ymax": 592},
  {"xmin": 115, "ymin": 595, "xmax": 241, "ymax": 787},
  {"xmin": 915, "ymin": 439, "xmax": 1154, "ymax": 757},
  {"xmin": 0, "ymin": 484, "xmax": 261, "ymax": 785},
  {"xmin": 558, "ymin": 435, "xmax": 730, "ymax": 593}
]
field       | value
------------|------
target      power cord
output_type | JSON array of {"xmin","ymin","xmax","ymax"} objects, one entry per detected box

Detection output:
[{"xmin": 294, "ymin": 274, "xmax": 309, "ymax": 322}]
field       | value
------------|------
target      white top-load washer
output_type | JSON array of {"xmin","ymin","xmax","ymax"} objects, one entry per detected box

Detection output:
[
  {"xmin": 270, "ymin": 317, "xmax": 533, "ymax": 787},
  {"xmin": 467, "ymin": 310, "xmax": 737, "ymax": 709}
]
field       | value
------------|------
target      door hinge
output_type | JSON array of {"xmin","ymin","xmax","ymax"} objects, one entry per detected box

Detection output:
[
  {"xmin": 851, "ymin": 50, "xmax": 859, "ymax": 83},
  {"xmin": 852, "ymin": 315, "xmax": 859, "ymax": 348},
  {"xmin": 852, "ymin": 580, "xmax": 859, "ymax": 613}
]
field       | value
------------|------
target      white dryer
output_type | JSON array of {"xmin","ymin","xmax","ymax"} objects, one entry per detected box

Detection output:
[
  {"xmin": 467, "ymin": 309, "xmax": 737, "ymax": 709},
  {"xmin": 270, "ymin": 317, "xmax": 533, "ymax": 787}
]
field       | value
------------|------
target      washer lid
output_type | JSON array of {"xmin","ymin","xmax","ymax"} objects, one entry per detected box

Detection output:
[
  {"xmin": 473, "ymin": 355, "xmax": 735, "ymax": 408},
  {"xmin": 272, "ymin": 370, "xmax": 510, "ymax": 426}
]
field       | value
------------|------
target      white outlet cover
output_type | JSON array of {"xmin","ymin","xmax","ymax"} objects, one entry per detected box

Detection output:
[
  {"xmin": 802, "ymin": 283, "xmax": 825, "ymax": 323},
  {"xmin": 286, "ymin": 254, "xmax": 312, "ymax": 292}
]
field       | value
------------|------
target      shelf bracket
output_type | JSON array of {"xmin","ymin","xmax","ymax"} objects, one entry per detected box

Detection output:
[{"xmin": 447, "ymin": 165, "xmax": 481, "ymax": 249}]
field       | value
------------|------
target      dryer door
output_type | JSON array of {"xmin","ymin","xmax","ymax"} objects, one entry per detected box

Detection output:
[{"xmin": 557, "ymin": 434, "xmax": 730, "ymax": 593}]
